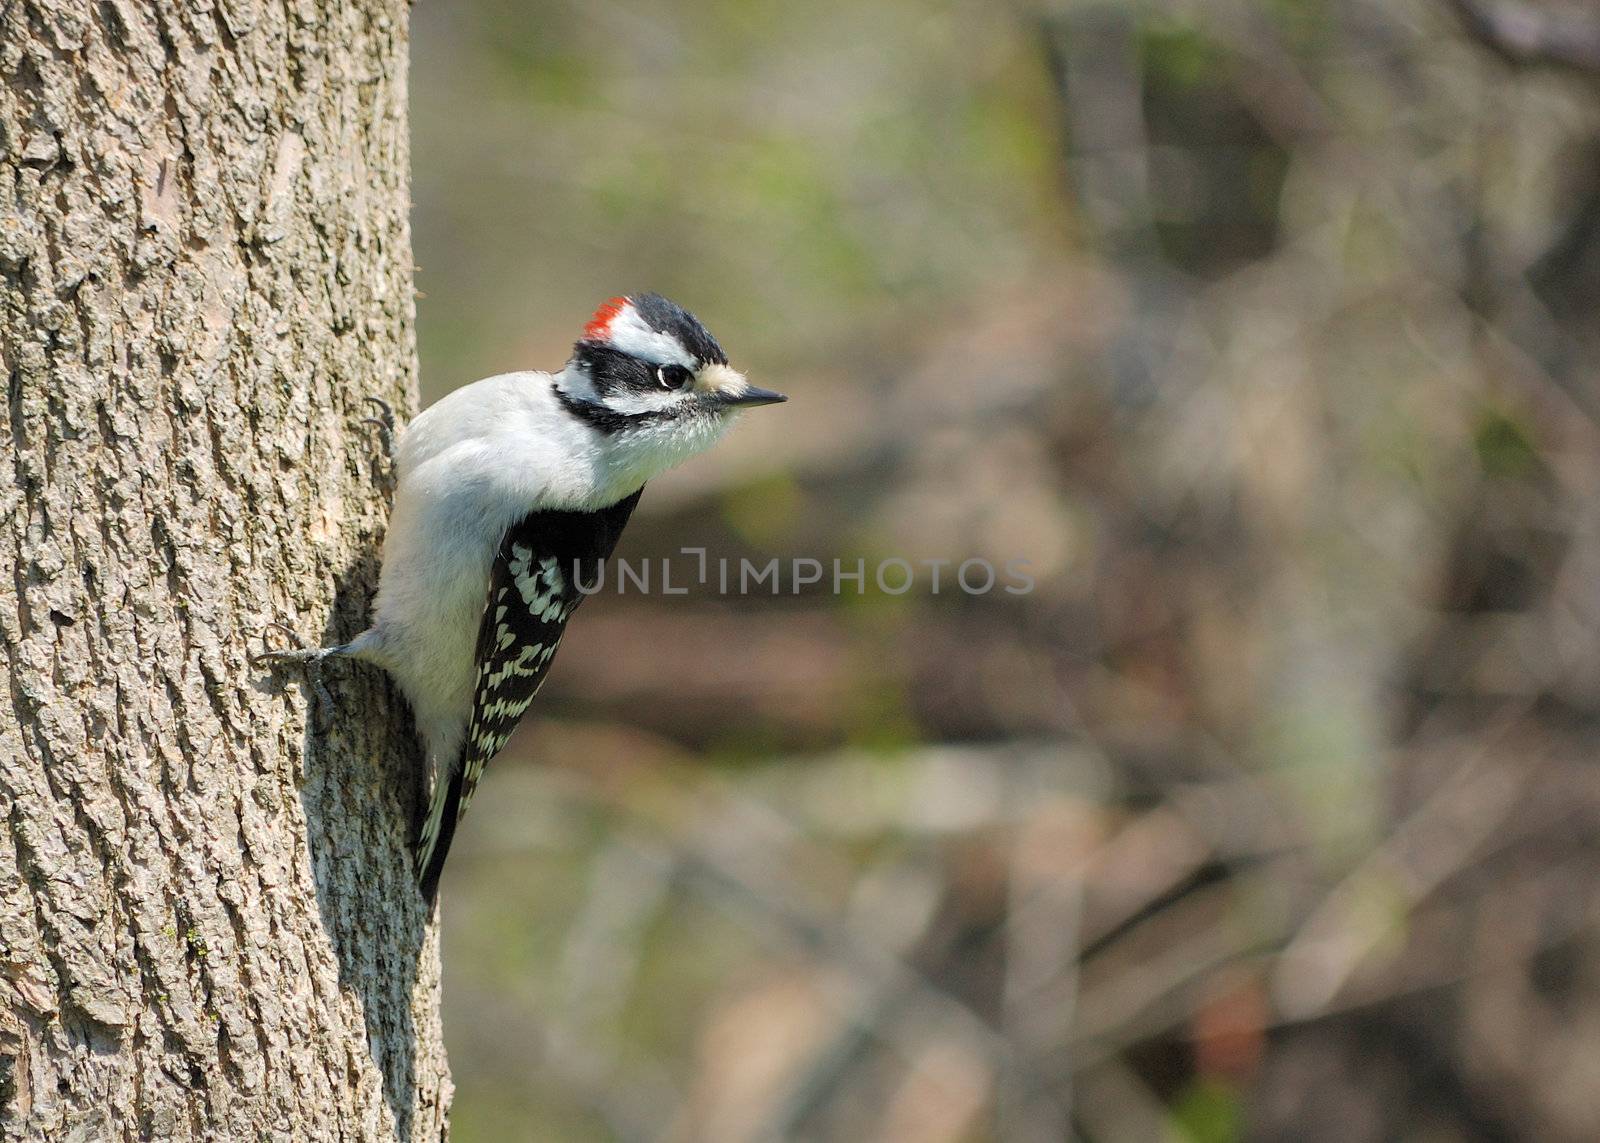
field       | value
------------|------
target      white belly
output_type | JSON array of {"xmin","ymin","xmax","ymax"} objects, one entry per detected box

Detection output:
[{"xmin": 368, "ymin": 460, "xmax": 523, "ymax": 767}]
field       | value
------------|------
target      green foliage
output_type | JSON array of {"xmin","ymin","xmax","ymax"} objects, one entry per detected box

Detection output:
[
  {"xmin": 1474, "ymin": 405, "xmax": 1540, "ymax": 479},
  {"xmin": 1142, "ymin": 22, "xmax": 1226, "ymax": 90},
  {"xmin": 1171, "ymin": 1078, "xmax": 1244, "ymax": 1143}
]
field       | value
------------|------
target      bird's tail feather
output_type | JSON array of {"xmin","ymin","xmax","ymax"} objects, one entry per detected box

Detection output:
[{"xmin": 416, "ymin": 761, "xmax": 465, "ymax": 907}]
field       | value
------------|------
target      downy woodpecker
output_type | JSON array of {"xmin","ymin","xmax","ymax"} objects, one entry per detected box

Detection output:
[{"xmin": 258, "ymin": 294, "xmax": 786, "ymax": 903}]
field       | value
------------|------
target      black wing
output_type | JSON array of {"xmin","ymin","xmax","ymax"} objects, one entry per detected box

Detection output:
[{"xmin": 416, "ymin": 488, "xmax": 644, "ymax": 903}]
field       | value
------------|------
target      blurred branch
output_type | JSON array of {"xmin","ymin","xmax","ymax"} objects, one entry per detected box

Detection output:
[
  {"xmin": 1066, "ymin": 880, "xmax": 1270, "ymax": 1069},
  {"xmin": 556, "ymin": 839, "xmax": 676, "ymax": 1040},
  {"xmin": 1271, "ymin": 747, "xmax": 1524, "ymax": 1019},
  {"xmin": 1073, "ymin": 1059, "xmax": 1176, "ymax": 1142},
  {"xmin": 675, "ymin": 827, "xmax": 1073, "ymax": 1129},
  {"xmin": 1001, "ymin": 816, "xmax": 1087, "ymax": 1142},
  {"xmin": 446, "ymin": 977, "xmax": 677, "ymax": 1143},
  {"xmin": 1446, "ymin": 0, "xmax": 1600, "ymax": 73},
  {"xmin": 542, "ymin": 754, "xmax": 1079, "ymax": 1134},
  {"xmin": 1037, "ymin": 7, "xmax": 1159, "ymax": 256},
  {"xmin": 1222, "ymin": 0, "xmax": 1600, "ymax": 435},
  {"xmin": 1267, "ymin": 874, "xmax": 1595, "ymax": 1032}
]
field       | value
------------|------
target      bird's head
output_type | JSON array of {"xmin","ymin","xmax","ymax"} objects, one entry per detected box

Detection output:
[
  {"xmin": 552, "ymin": 293, "xmax": 785, "ymax": 492},
  {"xmin": 556, "ymin": 292, "xmax": 784, "ymax": 420}
]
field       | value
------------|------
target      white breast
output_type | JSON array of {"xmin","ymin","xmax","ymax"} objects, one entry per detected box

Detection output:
[{"xmin": 366, "ymin": 367, "xmax": 733, "ymax": 766}]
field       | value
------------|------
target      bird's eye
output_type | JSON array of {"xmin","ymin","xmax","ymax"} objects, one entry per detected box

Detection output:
[{"xmin": 656, "ymin": 364, "xmax": 692, "ymax": 390}]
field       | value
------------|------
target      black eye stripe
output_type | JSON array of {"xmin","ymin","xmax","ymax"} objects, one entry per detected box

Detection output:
[{"xmin": 573, "ymin": 344, "xmax": 656, "ymax": 394}]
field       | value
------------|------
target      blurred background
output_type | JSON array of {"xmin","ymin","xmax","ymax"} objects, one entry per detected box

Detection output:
[{"xmin": 410, "ymin": 0, "xmax": 1600, "ymax": 1138}]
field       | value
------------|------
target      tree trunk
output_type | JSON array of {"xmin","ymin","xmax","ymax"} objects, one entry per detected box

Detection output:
[{"xmin": 0, "ymin": 2, "xmax": 450, "ymax": 1139}]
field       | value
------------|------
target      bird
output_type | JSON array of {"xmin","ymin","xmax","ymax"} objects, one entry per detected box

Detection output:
[{"xmin": 257, "ymin": 293, "xmax": 786, "ymax": 903}]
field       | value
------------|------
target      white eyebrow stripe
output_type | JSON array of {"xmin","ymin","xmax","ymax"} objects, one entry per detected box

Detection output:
[
  {"xmin": 601, "ymin": 387, "xmax": 686, "ymax": 415},
  {"xmin": 606, "ymin": 305, "xmax": 698, "ymax": 368}
]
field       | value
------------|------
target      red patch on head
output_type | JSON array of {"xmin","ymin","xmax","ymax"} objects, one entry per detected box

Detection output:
[{"xmin": 583, "ymin": 296, "xmax": 629, "ymax": 341}]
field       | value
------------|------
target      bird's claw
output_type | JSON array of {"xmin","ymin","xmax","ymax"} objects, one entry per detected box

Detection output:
[
  {"xmin": 360, "ymin": 395, "xmax": 399, "ymax": 491},
  {"xmin": 362, "ymin": 395, "xmax": 396, "ymax": 443},
  {"xmin": 362, "ymin": 394, "xmax": 395, "ymax": 424},
  {"xmin": 251, "ymin": 620, "xmax": 309, "ymax": 665},
  {"xmin": 253, "ymin": 622, "xmax": 336, "ymax": 730}
]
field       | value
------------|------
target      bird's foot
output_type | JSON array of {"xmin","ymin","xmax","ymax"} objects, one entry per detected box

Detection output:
[
  {"xmin": 253, "ymin": 622, "xmax": 338, "ymax": 730},
  {"xmin": 361, "ymin": 396, "xmax": 399, "ymax": 490}
]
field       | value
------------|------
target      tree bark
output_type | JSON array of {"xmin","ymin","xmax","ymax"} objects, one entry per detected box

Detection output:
[{"xmin": 0, "ymin": 2, "xmax": 450, "ymax": 1139}]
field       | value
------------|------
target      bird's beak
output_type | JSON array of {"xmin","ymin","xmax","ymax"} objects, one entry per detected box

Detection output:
[
  {"xmin": 694, "ymin": 364, "xmax": 786, "ymax": 407},
  {"xmin": 717, "ymin": 385, "xmax": 787, "ymax": 408}
]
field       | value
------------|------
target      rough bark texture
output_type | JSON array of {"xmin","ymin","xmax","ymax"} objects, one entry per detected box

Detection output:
[{"xmin": 0, "ymin": 2, "xmax": 450, "ymax": 1139}]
